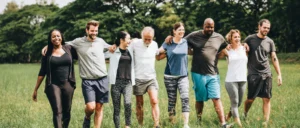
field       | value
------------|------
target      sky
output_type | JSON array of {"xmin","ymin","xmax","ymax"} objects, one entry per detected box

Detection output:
[{"xmin": 0, "ymin": 0, "xmax": 75, "ymax": 14}]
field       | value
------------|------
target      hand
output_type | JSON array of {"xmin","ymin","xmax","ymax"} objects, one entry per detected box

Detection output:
[
  {"xmin": 243, "ymin": 43, "xmax": 249, "ymax": 52},
  {"xmin": 109, "ymin": 44, "xmax": 116, "ymax": 53},
  {"xmin": 226, "ymin": 44, "xmax": 232, "ymax": 50},
  {"xmin": 32, "ymin": 90, "xmax": 38, "ymax": 102},
  {"xmin": 277, "ymin": 75, "xmax": 282, "ymax": 86},
  {"xmin": 41, "ymin": 46, "xmax": 48, "ymax": 56},
  {"xmin": 165, "ymin": 35, "xmax": 173, "ymax": 45}
]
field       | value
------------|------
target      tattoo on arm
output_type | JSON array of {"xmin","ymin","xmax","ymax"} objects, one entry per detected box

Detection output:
[{"xmin": 274, "ymin": 57, "xmax": 277, "ymax": 62}]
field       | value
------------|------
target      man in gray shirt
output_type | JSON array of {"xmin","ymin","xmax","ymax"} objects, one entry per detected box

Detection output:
[
  {"xmin": 243, "ymin": 19, "xmax": 282, "ymax": 126},
  {"xmin": 67, "ymin": 20, "xmax": 111, "ymax": 128}
]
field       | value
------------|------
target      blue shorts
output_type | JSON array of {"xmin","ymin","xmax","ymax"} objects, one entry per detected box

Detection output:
[
  {"xmin": 191, "ymin": 72, "xmax": 220, "ymax": 101},
  {"xmin": 82, "ymin": 76, "xmax": 109, "ymax": 104}
]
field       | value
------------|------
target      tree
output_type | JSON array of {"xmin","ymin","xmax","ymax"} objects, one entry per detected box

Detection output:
[{"xmin": 3, "ymin": 1, "xmax": 19, "ymax": 14}]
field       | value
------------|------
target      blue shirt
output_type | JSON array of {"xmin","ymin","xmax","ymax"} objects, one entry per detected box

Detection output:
[{"xmin": 162, "ymin": 39, "xmax": 188, "ymax": 76}]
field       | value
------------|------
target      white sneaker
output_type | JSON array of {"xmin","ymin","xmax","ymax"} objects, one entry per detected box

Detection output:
[{"xmin": 183, "ymin": 124, "xmax": 190, "ymax": 128}]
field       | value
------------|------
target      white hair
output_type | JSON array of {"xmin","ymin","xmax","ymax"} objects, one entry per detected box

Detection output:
[{"xmin": 141, "ymin": 26, "xmax": 155, "ymax": 38}]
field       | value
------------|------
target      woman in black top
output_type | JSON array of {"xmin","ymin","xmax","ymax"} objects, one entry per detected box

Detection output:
[
  {"xmin": 32, "ymin": 29, "xmax": 77, "ymax": 128},
  {"xmin": 108, "ymin": 31, "xmax": 134, "ymax": 128}
]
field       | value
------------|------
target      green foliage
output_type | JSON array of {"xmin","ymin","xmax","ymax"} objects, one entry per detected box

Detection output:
[
  {"xmin": 0, "ymin": 4, "xmax": 59, "ymax": 63},
  {"xmin": 0, "ymin": 0, "xmax": 300, "ymax": 62}
]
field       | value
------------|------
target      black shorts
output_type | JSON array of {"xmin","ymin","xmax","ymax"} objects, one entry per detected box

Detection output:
[
  {"xmin": 82, "ymin": 76, "xmax": 109, "ymax": 104},
  {"xmin": 247, "ymin": 74, "xmax": 272, "ymax": 99}
]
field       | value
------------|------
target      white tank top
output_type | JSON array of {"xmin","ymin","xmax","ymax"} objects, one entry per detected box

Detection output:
[{"xmin": 225, "ymin": 46, "xmax": 248, "ymax": 82}]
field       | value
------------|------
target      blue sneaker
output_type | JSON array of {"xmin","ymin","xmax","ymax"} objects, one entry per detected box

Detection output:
[{"xmin": 82, "ymin": 116, "xmax": 90, "ymax": 128}]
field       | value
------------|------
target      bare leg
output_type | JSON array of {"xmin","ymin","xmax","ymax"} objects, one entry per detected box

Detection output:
[
  {"xmin": 136, "ymin": 95, "xmax": 144, "ymax": 126},
  {"xmin": 234, "ymin": 117, "xmax": 242, "ymax": 127},
  {"xmin": 212, "ymin": 98, "xmax": 226, "ymax": 125},
  {"xmin": 225, "ymin": 111, "xmax": 232, "ymax": 122},
  {"xmin": 182, "ymin": 112, "xmax": 189, "ymax": 125},
  {"xmin": 85, "ymin": 102, "xmax": 96, "ymax": 119},
  {"xmin": 244, "ymin": 98, "xmax": 255, "ymax": 117},
  {"xmin": 94, "ymin": 103, "xmax": 104, "ymax": 128},
  {"xmin": 262, "ymin": 98, "xmax": 271, "ymax": 122},
  {"xmin": 148, "ymin": 89, "xmax": 160, "ymax": 127},
  {"xmin": 195, "ymin": 101, "xmax": 204, "ymax": 122}
]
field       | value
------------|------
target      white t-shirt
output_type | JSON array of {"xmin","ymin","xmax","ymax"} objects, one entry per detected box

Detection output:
[
  {"xmin": 130, "ymin": 39, "xmax": 158, "ymax": 79},
  {"xmin": 225, "ymin": 46, "xmax": 248, "ymax": 82}
]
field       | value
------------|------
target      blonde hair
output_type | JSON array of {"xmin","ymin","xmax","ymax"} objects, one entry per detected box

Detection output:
[{"xmin": 225, "ymin": 29, "xmax": 240, "ymax": 43}]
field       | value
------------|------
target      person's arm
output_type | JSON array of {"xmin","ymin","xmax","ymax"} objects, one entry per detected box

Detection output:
[
  {"xmin": 271, "ymin": 52, "xmax": 282, "ymax": 86},
  {"xmin": 188, "ymin": 47, "xmax": 193, "ymax": 55},
  {"xmin": 41, "ymin": 45, "xmax": 48, "ymax": 56},
  {"xmin": 164, "ymin": 35, "xmax": 173, "ymax": 45},
  {"xmin": 241, "ymin": 43, "xmax": 249, "ymax": 52},
  {"xmin": 32, "ymin": 76, "xmax": 45, "ymax": 102},
  {"xmin": 32, "ymin": 56, "xmax": 47, "ymax": 102},
  {"xmin": 156, "ymin": 46, "xmax": 166, "ymax": 61},
  {"xmin": 217, "ymin": 49, "xmax": 228, "ymax": 59}
]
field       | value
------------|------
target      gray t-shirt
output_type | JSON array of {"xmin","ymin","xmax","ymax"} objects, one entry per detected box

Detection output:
[
  {"xmin": 185, "ymin": 30, "xmax": 227, "ymax": 75},
  {"xmin": 244, "ymin": 34, "xmax": 276, "ymax": 75},
  {"xmin": 67, "ymin": 36, "xmax": 110, "ymax": 79}
]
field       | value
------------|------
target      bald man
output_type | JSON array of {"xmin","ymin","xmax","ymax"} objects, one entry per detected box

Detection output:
[{"xmin": 185, "ymin": 18, "xmax": 231, "ymax": 127}]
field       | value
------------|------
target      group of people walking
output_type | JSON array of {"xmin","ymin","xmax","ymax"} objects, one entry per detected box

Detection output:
[{"xmin": 32, "ymin": 18, "xmax": 282, "ymax": 128}]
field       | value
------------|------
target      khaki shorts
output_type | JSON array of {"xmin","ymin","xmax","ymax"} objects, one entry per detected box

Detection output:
[{"xmin": 133, "ymin": 78, "xmax": 158, "ymax": 95}]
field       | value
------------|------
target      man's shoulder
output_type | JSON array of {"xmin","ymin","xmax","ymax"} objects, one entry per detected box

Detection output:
[
  {"xmin": 95, "ymin": 37, "xmax": 106, "ymax": 43},
  {"xmin": 213, "ymin": 32, "xmax": 224, "ymax": 38},
  {"xmin": 265, "ymin": 36, "xmax": 274, "ymax": 42},
  {"xmin": 246, "ymin": 34, "xmax": 257, "ymax": 39}
]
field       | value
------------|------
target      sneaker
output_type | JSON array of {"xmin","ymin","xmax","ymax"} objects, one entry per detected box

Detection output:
[
  {"xmin": 221, "ymin": 123, "xmax": 233, "ymax": 128},
  {"xmin": 183, "ymin": 124, "xmax": 190, "ymax": 128},
  {"xmin": 82, "ymin": 116, "xmax": 90, "ymax": 128}
]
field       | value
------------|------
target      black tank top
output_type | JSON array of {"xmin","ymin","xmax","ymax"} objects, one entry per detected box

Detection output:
[
  {"xmin": 116, "ymin": 49, "xmax": 131, "ymax": 80},
  {"xmin": 50, "ymin": 53, "xmax": 71, "ymax": 85}
]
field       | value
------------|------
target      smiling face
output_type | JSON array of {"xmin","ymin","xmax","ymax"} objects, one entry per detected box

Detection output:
[
  {"xmin": 258, "ymin": 22, "xmax": 271, "ymax": 37},
  {"xmin": 203, "ymin": 22, "xmax": 214, "ymax": 36},
  {"xmin": 121, "ymin": 34, "xmax": 131, "ymax": 48},
  {"xmin": 231, "ymin": 32, "xmax": 241, "ymax": 45},
  {"xmin": 51, "ymin": 30, "xmax": 62, "ymax": 47},
  {"xmin": 86, "ymin": 25, "xmax": 98, "ymax": 41},
  {"xmin": 173, "ymin": 25, "xmax": 185, "ymax": 38}
]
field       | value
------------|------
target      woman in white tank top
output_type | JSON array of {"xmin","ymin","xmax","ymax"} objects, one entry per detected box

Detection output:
[{"xmin": 218, "ymin": 29, "xmax": 248, "ymax": 127}]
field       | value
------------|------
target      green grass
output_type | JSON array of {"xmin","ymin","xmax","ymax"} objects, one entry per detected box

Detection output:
[{"xmin": 0, "ymin": 59, "xmax": 300, "ymax": 128}]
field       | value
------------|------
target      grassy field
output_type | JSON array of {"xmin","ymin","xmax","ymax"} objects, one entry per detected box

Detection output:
[{"xmin": 0, "ymin": 59, "xmax": 300, "ymax": 128}]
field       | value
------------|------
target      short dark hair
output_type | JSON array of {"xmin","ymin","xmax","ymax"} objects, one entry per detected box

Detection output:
[
  {"xmin": 115, "ymin": 31, "xmax": 129, "ymax": 46},
  {"xmin": 258, "ymin": 19, "xmax": 271, "ymax": 26},
  {"xmin": 86, "ymin": 20, "xmax": 99, "ymax": 30},
  {"xmin": 46, "ymin": 29, "xmax": 65, "ymax": 56}
]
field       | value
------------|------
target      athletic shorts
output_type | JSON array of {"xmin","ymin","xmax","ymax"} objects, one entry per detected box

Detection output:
[
  {"xmin": 191, "ymin": 72, "xmax": 220, "ymax": 101},
  {"xmin": 133, "ymin": 78, "xmax": 158, "ymax": 95},
  {"xmin": 247, "ymin": 74, "xmax": 272, "ymax": 99},
  {"xmin": 82, "ymin": 76, "xmax": 109, "ymax": 104}
]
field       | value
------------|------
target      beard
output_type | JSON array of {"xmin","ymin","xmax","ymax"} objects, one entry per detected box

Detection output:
[
  {"xmin": 88, "ymin": 34, "xmax": 97, "ymax": 40},
  {"xmin": 260, "ymin": 30, "xmax": 268, "ymax": 36},
  {"xmin": 204, "ymin": 30, "xmax": 213, "ymax": 36}
]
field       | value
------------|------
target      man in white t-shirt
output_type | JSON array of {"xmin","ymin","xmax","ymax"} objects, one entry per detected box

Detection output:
[{"xmin": 131, "ymin": 27, "xmax": 160, "ymax": 128}]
